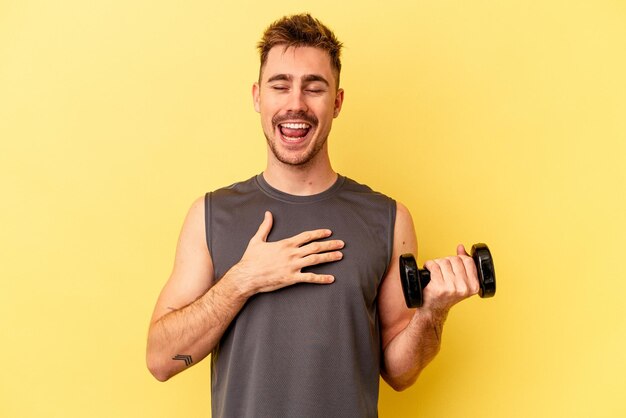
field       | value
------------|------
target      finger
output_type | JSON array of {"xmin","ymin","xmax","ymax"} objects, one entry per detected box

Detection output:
[
  {"xmin": 434, "ymin": 258, "xmax": 455, "ymax": 283},
  {"xmin": 432, "ymin": 258, "xmax": 461, "ymax": 297},
  {"xmin": 460, "ymin": 255, "xmax": 480, "ymax": 294},
  {"xmin": 290, "ymin": 228, "xmax": 333, "ymax": 246},
  {"xmin": 457, "ymin": 244, "xmax": 469, "ymax": 257},
  {"xmin": 424, "ymin": 260, "xmax": 443, "ymax": 281},
  {"xmin": 252, "ymin": 211, "xmax": 273, "ymax": 242},
  {"xmin": 448, "ymin": 256, "xmax": 468, "ymax": 282},
  {"xmin": 296, "ymin": 271, "xmax": 336, "ymax": 284},
  {"xmin": 299, "ymin": 239, "xmax": 345, "ymax": 257},
  {"xmin": 299, "ymin": 250, "xmax": 343, "ymax": 268},
  {"xmin": 447, "ymin": 256, "xmax": 470, "ymax": 294}
]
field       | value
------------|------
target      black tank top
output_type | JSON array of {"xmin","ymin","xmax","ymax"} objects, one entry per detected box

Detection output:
[{"xmin": 205, "ymin": 174, "xmax": 396, "ymax": 418}]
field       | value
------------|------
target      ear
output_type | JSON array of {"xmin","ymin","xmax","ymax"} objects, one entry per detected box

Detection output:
[
  {"xmin": 333, "ymin": 88, "xmax": 344, "ymax": 118},
  {"xmin": 252, "ymin": 82, "xmax": 260, "ymax": 113}
]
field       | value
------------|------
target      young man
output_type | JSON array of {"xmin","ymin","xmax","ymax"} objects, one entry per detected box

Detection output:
[{"xmin": 146, "ymin": 14, "xmax": 480, "ymax": 417}]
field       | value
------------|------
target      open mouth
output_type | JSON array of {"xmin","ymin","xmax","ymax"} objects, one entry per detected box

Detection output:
[{"xmin": 278, "ymin": 122, "xmax": 312, "ymax": 142}]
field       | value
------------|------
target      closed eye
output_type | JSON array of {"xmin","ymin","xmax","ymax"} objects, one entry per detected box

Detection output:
[{"xmin": 305, "ymin": 88, "xmax": 325, "ymax": 94}]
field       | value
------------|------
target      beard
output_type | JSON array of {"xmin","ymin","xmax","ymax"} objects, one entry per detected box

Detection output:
[
  {"xmin": 264, "ymin": 130, "xmax": 328, "ymax": 167},
  {"xmin": 264, "ymin": 110, "xmax": 327, "ymax": 166}
]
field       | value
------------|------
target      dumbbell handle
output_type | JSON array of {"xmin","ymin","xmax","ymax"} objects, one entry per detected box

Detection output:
[{"xmin": 399, "ymin": 243, "xmax": 496, "ymax": 308}]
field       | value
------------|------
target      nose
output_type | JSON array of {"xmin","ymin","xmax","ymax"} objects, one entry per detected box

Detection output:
[{"xmin": 286, "ymin": 89, "xmax": 308, "ymax": 113}]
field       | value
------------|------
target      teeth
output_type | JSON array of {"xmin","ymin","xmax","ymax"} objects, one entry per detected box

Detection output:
[{"xmin": 280, "ymin": 123, "xmax": 310, "ymax": 129}]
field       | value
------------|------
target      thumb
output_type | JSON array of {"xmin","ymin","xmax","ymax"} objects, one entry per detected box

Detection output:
[
  {"xmin": 457, "ymin": 244, "xmax": 469, "ymax": 257},
  {"xmin": 253, "ymin": 211, "xmax": 273, "ymax": 242}
]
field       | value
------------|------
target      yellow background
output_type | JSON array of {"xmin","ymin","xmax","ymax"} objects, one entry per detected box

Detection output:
[{"xmin": 1, "ymin": 1, "xmax": 625, "ymax": 417}]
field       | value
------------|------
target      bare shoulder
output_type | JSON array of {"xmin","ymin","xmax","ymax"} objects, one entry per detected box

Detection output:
[
  {"xmin": 187, "ymin": 195, "xmax": 207, "ymax": 228},
  {"xmin": 149, "ymin": 195, "xmax": 214, "ymax": 324},
  {"xmin": 378, "ymin": 200, "xmax": 417, "ymax": 349},
  {"xmin": 173, "ymin": 195, "xmax": 210, "ymax": 270},
  {"xmin": 187, "ymin": 194, "xmax": 209, "ymax": 239},
  {"xmin": 394, "ymin": 201, "xmax": 416, "ymax": 244}
]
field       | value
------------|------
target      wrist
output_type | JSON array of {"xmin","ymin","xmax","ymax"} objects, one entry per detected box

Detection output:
[
  {"xmin": 418, "ymin": 306, "xmax": 448, "ymax": 344},
  {"xmin": 222, "ymin": 263, "xmax": 256, "ymax": 301},
  {"xmin": 410, "ymin": 306, "xmax": 449, "ymax": 332},
  {"xmin": 425, "ymin": 306, "xmax": 449, "ymax": 325}
]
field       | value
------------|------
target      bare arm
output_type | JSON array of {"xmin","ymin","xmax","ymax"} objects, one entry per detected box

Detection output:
[
  {"xmin": 377, "ymin": 202, "xmax": 480, "ymax": 391},
  {"xmin": 146, "ymin": 200, "xmax": 344, "ymax": 381}
]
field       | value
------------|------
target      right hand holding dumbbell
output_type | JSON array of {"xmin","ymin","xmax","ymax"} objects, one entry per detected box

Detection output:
[
  {"xmin": 400, "ymin": 243, "xmax": 496, "ymax": 309},
  {"xmin": 420, "ymin": 244, "xmax": 481, "ymax": 311}
]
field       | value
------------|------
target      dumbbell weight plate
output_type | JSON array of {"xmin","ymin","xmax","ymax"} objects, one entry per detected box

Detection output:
[
  {"xmin": 471, "ymin": 243, "xmax": 496, "ymax": 298},
  {"xmin": 399, "ymin": 254, "xmax": 421, "ymax": 308}
]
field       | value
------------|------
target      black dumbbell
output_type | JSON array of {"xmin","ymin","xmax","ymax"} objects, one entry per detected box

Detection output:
[{"xmin": 399, "ymin": 243, "xmax": 496, "ymax": 308}]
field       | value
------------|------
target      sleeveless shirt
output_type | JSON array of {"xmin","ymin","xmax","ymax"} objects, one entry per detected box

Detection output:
[{"xmin": 205, "ymin": 174, "xmax": 396, "ymax": 418}]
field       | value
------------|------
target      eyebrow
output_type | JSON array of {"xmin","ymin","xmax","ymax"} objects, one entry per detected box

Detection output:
[
  {"xmin": 266, "ymin": 74, "xmax": 330, "ymax": 87},
  {"xmin": 302, "ymin": 74, "xmax": 330, "ymax": 86},
  {"xmin": 267, "ymin": 74, "xmax": 291, "ymax": 83}
]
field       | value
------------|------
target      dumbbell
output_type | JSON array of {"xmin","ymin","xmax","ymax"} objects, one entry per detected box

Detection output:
[{"xmin": 399, "ymin": 243, "xmax": 496, "ymax": 308}]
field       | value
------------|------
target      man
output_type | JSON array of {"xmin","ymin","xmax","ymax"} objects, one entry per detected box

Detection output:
[{"xmin": 146, "ymin": 13, "xmax": 480, "ymax": 417}]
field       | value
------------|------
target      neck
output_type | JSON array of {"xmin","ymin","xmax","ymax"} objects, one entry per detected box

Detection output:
[{"xmin": 263, "ymin": 150, "xmax": 337, "ymax": 196}]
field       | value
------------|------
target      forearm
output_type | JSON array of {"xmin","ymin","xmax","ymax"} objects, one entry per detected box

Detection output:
[
  {"xmin": 381, "ymin": 308, "xmax": 448, "ymax": 391},
  {"xmin": 146, "ymin": 270, "xmax": 248, "ymax": 381}
]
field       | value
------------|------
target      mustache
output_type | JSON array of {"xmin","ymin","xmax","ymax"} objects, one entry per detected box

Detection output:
[{"xmin": 272, "ymin": 111, "xmax": 318, "ymax": 127}]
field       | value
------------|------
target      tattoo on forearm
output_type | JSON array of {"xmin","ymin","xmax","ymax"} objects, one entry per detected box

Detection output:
[{"xmin": 172, "ymin": 354, "xmax": 193, "ymax": 366}]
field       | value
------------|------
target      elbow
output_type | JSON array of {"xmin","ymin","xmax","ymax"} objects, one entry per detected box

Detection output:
[
  {"xmin": 146, "ymin": 351, "xmax": 173, "ymax": 382},
  {"xmin": 381, "ymin": 366, "xmax": 419, "ymax": 392},
  {"xmin": 384, "ymin": 374, "xmax": 417, "ymax": 392},
  {"xmin": 148, "ymin": 366, "xmax": 171, "ymax": 383}
]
